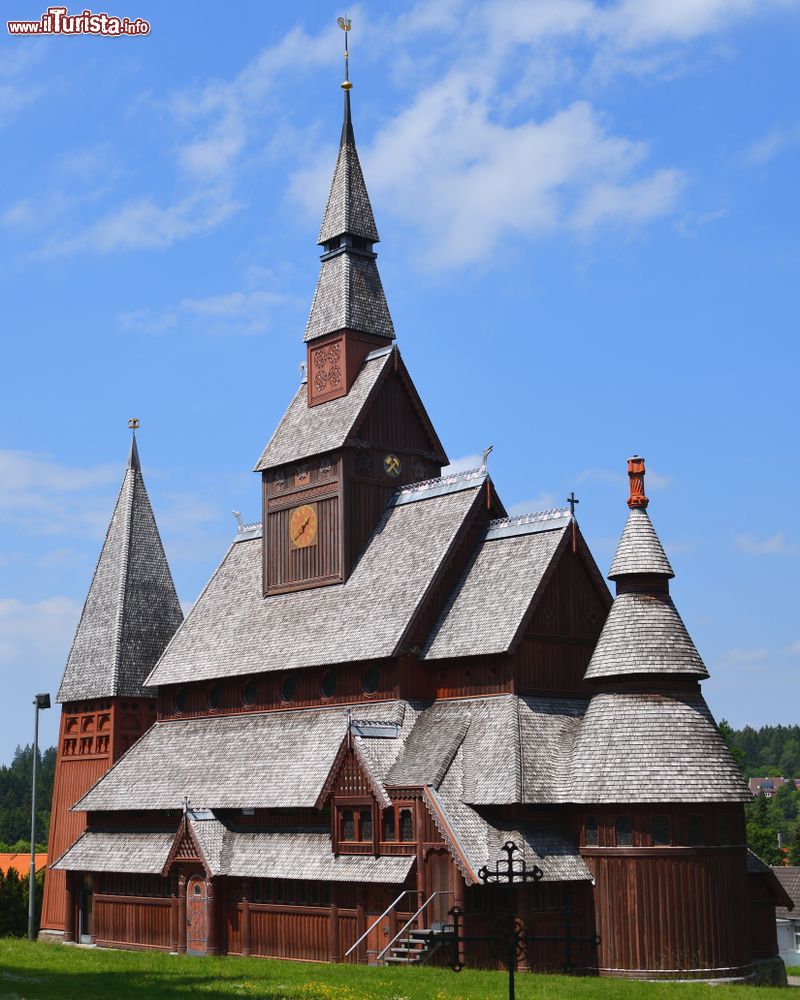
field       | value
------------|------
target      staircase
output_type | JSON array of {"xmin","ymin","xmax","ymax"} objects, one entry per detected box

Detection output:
[{"xmin": 383, "ymin": 926, "xmax": 453, "ymax": 965}]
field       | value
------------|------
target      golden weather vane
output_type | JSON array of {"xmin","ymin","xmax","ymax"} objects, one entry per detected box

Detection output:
[
  {"xmin": 337, "ymin": 15, "xmax": 352, "ymax": 90},
  {"xmin": 128, "ymin": 417, "xmax": 140, "ymax": 431}
]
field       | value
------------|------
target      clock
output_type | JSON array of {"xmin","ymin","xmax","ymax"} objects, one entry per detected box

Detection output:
[{"xmin": 289, "ymin": 503, "xmax": 318, "ymax": 549}]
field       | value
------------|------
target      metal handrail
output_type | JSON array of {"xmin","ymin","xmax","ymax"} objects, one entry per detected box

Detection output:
[
  {"xmin": 376, "ymin": 890, "xmax": 453, "ymax": 962},
  {"xmin": 344, "ymin": 889, "xmax": 420, "ymax": 958}
]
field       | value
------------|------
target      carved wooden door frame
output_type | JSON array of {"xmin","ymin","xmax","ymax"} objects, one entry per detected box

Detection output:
[{"xmin": 186, "ymin": 874, "xmax": 208, "ymax": 955}]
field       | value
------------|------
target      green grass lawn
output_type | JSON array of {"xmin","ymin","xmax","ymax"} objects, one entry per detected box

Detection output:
[{"xmin": 0, "ymin": 939, "xmax": 792, "ymax": 1000}]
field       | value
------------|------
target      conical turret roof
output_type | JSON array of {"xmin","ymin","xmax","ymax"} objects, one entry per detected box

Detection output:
[
  {"xmin": 608, "ymin": 507, "xmax": 674, "ymax": 579},
  {"xmin": 585, "ymin": 456, "xmax": 704, "ymax": 682},
  {"xmin": 57, "ymin": 435, "xmax": 183, "ymax": 702}
]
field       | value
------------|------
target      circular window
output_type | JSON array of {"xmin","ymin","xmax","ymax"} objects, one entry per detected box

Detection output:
[
  {"xmin": 207, "ymin": 684, "xmax": 222, "ymax": 710},
  {"xmin": 320, "ymin": 670, "xmax": 338, "ymax": 699},
  {"xmin": 174, "ymin": 689, "xmax": 187, "ymax": 713},
  {"xmin": 361, "ymin": 666, "xmax": 380, "ymax": 695},
  {"xmin": 242, "ymin": 680, "xmax": 258, "ymax": 707},
  {"xmin": 280, "ymin": 675, "xmax": 297, "ymax": 704}
]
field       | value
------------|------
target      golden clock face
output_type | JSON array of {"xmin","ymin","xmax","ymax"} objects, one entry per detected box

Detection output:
[{"xmin": 289, "ymin": 504, "xmax": 318, "ymax": 549}]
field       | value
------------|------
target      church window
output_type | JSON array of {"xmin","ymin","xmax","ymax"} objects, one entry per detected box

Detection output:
[
  {"xmin": 174, "ymin": 689, "xmax": 187, "ymax": 714},
  {"xmin": 399, "ymin": 808, "xmax": 414, "ymax": 842},
  {"xmin": 719, "ymin": 814, "xmax": 732, "ymax": 845},
  {"xmin": 242, "ymin": 680, "xmax": 258, "ymax": 707},
  {"xmin": 359, "ymin": 809, "xmax": 372, "ymax": 842},
  {"xmin": 585, "ymin": 817, "xmax": 598, "ymax": 846},
  {"xmin": 384, "ymin": 809, "xmax": 396, "ymax": 841},
  {"xmin": 321, "ymin": 670, "xmax": 337, "ymax": 699},
  {"xmin": 688, "ymin": 815, "xmax": 705, "ymax": 846},
  {"xmin": 361, "ymin": 665, "xmax": 380, "ymax": 695},
  {"xmin": 615, "ymin": 816, "xmax": 633, "ymax": 847},
  {"xmin": 207, "ymin": 684, "xmax": 222, "ymax": 710},
  {"xmin": 652, "ymin": 815, "xmax": 670, "ymax": 846},
  {"xmin": 280, "ymin": 675, "xmax": 296, "ymax": 703},
  {"xmin": 342, "ymin": 810, "xmax": 355, "ymax": 841}
]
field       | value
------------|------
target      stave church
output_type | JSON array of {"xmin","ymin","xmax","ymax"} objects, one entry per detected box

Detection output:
[{"xmin": 41, "ymin": 31, "xmax": 791, "ymax": 982}]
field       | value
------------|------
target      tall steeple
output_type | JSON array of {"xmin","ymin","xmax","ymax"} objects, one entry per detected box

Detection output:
[
  {"xmin": 57, "ymin": 426, "xmax": 183, "ymax": 702},
  {"xmin": 304, "ymin": 19, "xmax": 394, "ymax": 352}
]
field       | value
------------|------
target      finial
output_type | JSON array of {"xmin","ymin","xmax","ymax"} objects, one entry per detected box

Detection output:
[
  {"xmin": 480, "ymin": 445, "xmax": 494, "ymax": 473},
  {"xmin": 182, "ymin": 794, "xmax": 189, "ymax": 816},
  {"xmin": 232, "ymin": 510, "xmax": 243, "ymax": 532},
  {"xmin": 566, "ymin": 491, "xmax": 580, "ymax": 517},
  {"xmin": 127, "ymin": 418, "xmax": 141, "ymax": 471},
  {"xmin": 626, "ymin": 455, "xmax": 649, "ymax": 509},
  {"xmin": 338, "ymin": 16, "xmax": 352, "ymax": 90}
]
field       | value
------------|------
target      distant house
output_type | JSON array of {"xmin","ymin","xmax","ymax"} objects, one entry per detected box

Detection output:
[
  {"xmin": 749, "ymin": 777, "xmax": 796, "ymax": 798},
  {"xmin": 773, "ymin": 867, "xmax": 800, "ymax": 966},
  {"xmin": 0, "ymin": 853, "xmax": 47, "ymax": 877}
]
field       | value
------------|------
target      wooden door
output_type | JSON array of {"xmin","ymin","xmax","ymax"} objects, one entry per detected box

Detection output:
[
  {"xmin": 366, "ymin": 886, "xmax": 392, "ymax": 963},
  {"xmin": 426, "ymin": 850, "xmax": 452, "ymax": 928},
  {"xmin": 186, "ymin": 876, "xmax": 208, "ymax": 955}
]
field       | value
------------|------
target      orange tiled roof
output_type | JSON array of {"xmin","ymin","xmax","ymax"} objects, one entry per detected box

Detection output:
[{"xmin": 0, "ymin": 853, "xmax": 47, "ymax": 876}]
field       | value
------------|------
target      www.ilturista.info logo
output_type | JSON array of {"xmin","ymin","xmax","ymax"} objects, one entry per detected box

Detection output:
[{"xmin": 8, "ymin": 6, "xmax": 150, "ymax": 35}]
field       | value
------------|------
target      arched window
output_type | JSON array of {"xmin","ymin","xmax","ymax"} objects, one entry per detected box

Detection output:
[
  {"xmin": 320, "ymin": 670, "xmax": 337, "ymax": 699},
  {"xmin": 384, "ymin": 809, "xmax": 396, "ymax": 842},
  {"xmin": 361, "ymin": 665, "xmax": 380, "ymax": 694},
  {"xmin": 207, "ymin": 684, "xmax": 222, "ymax": 710},
  {"xmin": 688, "ymin": 815, "xmax": 705, "ymax": 846},
  {"xmin": 242, "ymin": 680, "xmax": 258, "ymax": 707},
  {"xmin": 615, "ymin": 816, "xmax": 633, "ymax": 847},
  {"xmin": 652, "ymin": 815, "xmax": 670, "ymax": 846},
  {"xmin": 174, "ymin": 689, "xmax": 187, "ymax": 714},
  {"xmin": 585, "ymin": 817, "xmax": 598, "ymax": 847},
  {"xmin": 399, "ymin": 808, "xmax": 414, "ymax": 842},
  {"xmin": 280, "ymin": 675, "xmax": 296, "ymax": 703}
]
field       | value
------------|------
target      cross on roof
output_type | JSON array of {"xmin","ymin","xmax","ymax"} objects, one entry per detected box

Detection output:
[{"xmin": 566, "ymin": 491, "xmax": 579, "ymax": 517}]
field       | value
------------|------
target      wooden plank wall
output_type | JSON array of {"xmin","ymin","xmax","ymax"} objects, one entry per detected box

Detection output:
[
  {"xmin": 94, "ymin": 895, "xmax": 171, "ymax": 951},
  {"xmin": 588, "ymin": 851, "xmax": 751, "ymax": 976}
]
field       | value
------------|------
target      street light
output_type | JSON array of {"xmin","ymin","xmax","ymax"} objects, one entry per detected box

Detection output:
[{"xmin": 29, "ymin": 692, "xmax": 50, "ymax": 941}]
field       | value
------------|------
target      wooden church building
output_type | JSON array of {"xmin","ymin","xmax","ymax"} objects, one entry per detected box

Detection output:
[{"xmin": 44, "ymin": 53, "xmax": 791, "ymax": 983}]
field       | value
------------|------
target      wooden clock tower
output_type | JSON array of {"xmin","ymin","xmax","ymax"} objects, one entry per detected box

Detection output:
[{"xmin": 254, "ymin": 88, "xmax": 448, "ymax": 596}]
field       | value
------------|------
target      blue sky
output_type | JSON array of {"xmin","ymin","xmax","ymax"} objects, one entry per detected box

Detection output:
[{"xmin": 1, "ymin": 0, "xmax": 798, "ymax": 763}]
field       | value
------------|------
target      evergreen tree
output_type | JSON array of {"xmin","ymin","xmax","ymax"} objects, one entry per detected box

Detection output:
[
  {"xmin": 746, "ymin": 793, "xmax": 782, "ymax": 866},
  {"xmin": 789, "ymin": 823, "xmax": 800, "ymax": 866}
]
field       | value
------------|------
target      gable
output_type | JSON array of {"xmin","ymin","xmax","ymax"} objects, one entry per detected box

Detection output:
[
  {"xmin": 353, "ymin": 356, "xmax": 446, "ymax": 463},
  {"xmin": 525, "ymin": 530, "xmax": 611, "ymax": 642}
]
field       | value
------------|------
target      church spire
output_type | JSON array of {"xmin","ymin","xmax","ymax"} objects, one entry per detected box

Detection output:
[
  {"xmin": 57, "ymin": 425, "xmax": 183, "ymax": 702},
  {"xmin": 304, "ymin": 18, "xmax": 394, "ymax": 344}
]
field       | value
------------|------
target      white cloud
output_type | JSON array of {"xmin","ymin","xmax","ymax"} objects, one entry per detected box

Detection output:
[
  {"xmin": 0, "ymin": 596, "xmax": 81, "ymax": 666},
  {"xmin": 41, "ymin": 187, "xmax": 240, "ymax": 257},
  {"xmin": 784, "ymin": 640, "xmax": 800, "ymax": 656},
  {"xmin": 722, "ymin": 646, "xmax": 769, "ymax": 664},
  {"xmin": 735, "ymin": 531, "xmax": 797, "ymax": 556},
  {"xmin": 744, "ymin": 122, "xmax": 800, "ymax": 166},
  {"xmin": 292, "ymin": 89, "xmax": 685, "ymax": 268},
  {"xmin": 442, "ymin": 453, "xmax": 483, "ymax": 475},
  {"xmin": 119, "ymin": 288, "xmax": 292, "ymax": 337},
  {"xmin": 0, "ymin": 449, "xmax": 119, "ymax": 537}
]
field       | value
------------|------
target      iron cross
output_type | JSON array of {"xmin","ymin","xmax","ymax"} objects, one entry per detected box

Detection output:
[{"xmin": 566, "ymin": 491, "xmax": 579, "ymax": 516}]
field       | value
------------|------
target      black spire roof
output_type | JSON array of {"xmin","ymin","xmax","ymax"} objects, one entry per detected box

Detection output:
[
  {"xmin": 304, "ymin": 87, "xmax": 394, "ymax": 343},
  {"xmin": 57, "ymin": 433, "xmax": 183, "ymax": 702}
]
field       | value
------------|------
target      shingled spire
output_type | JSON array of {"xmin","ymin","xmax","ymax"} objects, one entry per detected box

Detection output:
[
  {"xmin": 585, "ymin": 456, "xmax": 706, "ymax": 681},
  {"xmin": 304, "ymin": 34, "xmax": 394, "ymax": 345},
  {"xmin": 57, "ymin": 431, "xmax": 183, "ymax": 702}
]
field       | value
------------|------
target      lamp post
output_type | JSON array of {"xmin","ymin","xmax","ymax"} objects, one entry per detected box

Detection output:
[{"xmin": 28, "ymin": 692, "xmax": 51, "ymax": 941}]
